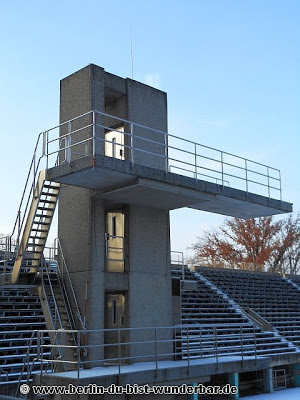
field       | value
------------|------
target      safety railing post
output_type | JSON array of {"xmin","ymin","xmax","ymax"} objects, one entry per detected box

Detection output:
[
  {"xmin": 155, "ymin": 328, "xmax": 158, "ymax": 375},
  {"xmin": 194, "ymin": 143, "xmax": 197, "ymax": 180},
  {"xmin": 199, "ymin": 326, "xmax": 202, "ymax": 358},
  {"xmin": 92, "ymin": 111, "xmax": 96, "ymax": 165},
  {"xmin": 187, "ymin": 326, "xmax": 190, "ymax": 371},
  {"xmin": 221, "ymin": 151, "xmax": 224, "ymax": 187},
  {"xmin": 240, "ymin": 326, "xmax": 244, "ymax": 366},
  {"xmin": 33, "ymin": 151, "xmax": 36, "ymax": 191},
  {"xmin": 17, "ymin": 211, "xmax": 21, "ymax": 249},
  {"xmin": 267, "ymin": 166, "xmax": 270, "ymax": 198},
  {"xmin": 46, "ymin": 131, "xmax": 49, "ymax": 171},
  {"xmin": 40, "ymin": 331, "xmax": 44, "ymax": 378},
  {"xmin": 77, "ymin": 331, "xmax": 80, "ymax": 381},
  {"xmin": 164, "ymin": 132, "xmax": 168, "ymax": 172},
  {"xmin": 36, "ymin": 331, "xmax": 41, "ymax": 381},
  {"xmin": 214, "ymin": 326, "xmax": 218, "ymax": 369},
  {"xmin": 130, "ymin": 123, "xmax": 134, "ymax": 165},
  {"xmin": 118, "ymin": 329, "xmax": 121, "ymax": 381},
  {"xmin": 279, "ymin": 170, "xmax": 282, "ymax": 201},
  {"xmin": 253, "ymin": 326, "xmax": 257, "ymax": 365},
  {"xmin": 245, "ymin": 159, "xmax": 248, "ymax": 193}
]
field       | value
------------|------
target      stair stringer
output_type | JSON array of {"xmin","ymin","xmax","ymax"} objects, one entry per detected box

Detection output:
[{"xmin": 11, "ymin": 171, "xmax": 60, "ymax": 284}]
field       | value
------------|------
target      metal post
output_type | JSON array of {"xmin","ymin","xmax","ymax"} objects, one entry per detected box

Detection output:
[
  {"xmin": 165, "ymin": 132, "xmax": 168, "ymax": 173},
  {"xmin": 33, "ymin": 152, "xmax": 36, "ymax": 191},
  {"xmin": 245, "ymin": 159, "xmax": 248, "ymax": 193},
  {"xmin": 37, "ymin": 331, "xmax": 41, "ymax": 380},
  {"xmin": 118, "ymin": 329, "xmax": 121, "ymax": 381},
  {"xmin": 92, "ymin": 112, "xmax": 96, "ymax": 166},
  {"xmin": 199, "ymin": 326, "xmax": 202, "ymax": 358},
  {"xmin": 155, "ymin": 328, "xmax": 158, "ymax": 375},
  {"xmin": 46, "ymin": 131, "xmax": 49, "ymax": 170},
  {"xmin": 40, "ymin": 332, "xmax": 43, "ymax": 378},
  {"xmin": 267, "ymin": 166, "xmax": 270, "ymax": 198},
  {"xmin": 130, "ymin": 123, "xmax": 134, "ymax": 165},
  {"xmin": 253, "ymin": 325, "xmax": 257, "ymax": 365},
  {"xmin": 240, "ymin": 326, "xmax": 244, "ymax": 366},
  {"xmin": 194, "ymin": 143, "xmax": 197, "ymax": 180},
  {"xmin": 187, "ymin": 327, "xmax": 190, "ymax": 371},
  {"xmin": 77, "ymin": 331, "xmax": 80, "ymax": 381},
  {"xmin": 279, "ymin": 170, "xmax": 282, "ymax": 201},
  {"xmin": 17, "ymin": 211, "xmax": 21, "ymax": 248},
  {"xmin": 221, "ymin": 152, "xmax": 224, "ymax": 187},
  {"xmin": 214, "ymin": 326, "xmax": 218, "ymax": 368}
]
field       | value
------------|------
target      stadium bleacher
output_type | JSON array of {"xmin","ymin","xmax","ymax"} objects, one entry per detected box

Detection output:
[
  {"xmin": 197, "ymin": 267, "xmax": 300, "ymax": 347},
  {"xmin": 172, "ymin": 267, "xmax": 297, "ymax": 359}
]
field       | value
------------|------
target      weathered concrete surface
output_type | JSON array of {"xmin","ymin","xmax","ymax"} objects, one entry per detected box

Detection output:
[
  {"xmin": 48, "ymin": 154, "xmax": 292, "ymax": 218},
  {"xmin": 36, "ymin": 355, "xmax": 268, "ymax": 388},
  {"xmin": 57, "ymin": 65, "xmax": 173, "ymax": 368}
]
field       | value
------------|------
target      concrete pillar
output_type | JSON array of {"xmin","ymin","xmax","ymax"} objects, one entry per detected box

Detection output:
[
  {"xmin": 58, "ymin": 64, "xmax": 172, "ymax": 367},
  {"xmin": 187, "ymin": 383, "xmax": 198, "ymax": 400},
  {"xmin": 228, "ymin": 372, "xmax": 239, "ymax": 400},
  {"xmin": 294, "ymin": 364, "xmax": 300, "ymax": 387},
  {"xmin": 264, "ymin": 368, "xmax": 273, "ymax": 393}
]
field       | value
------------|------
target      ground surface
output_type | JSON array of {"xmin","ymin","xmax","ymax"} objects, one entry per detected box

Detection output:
[{"xmin": 242, "ymin": 387, "xmax": 300, "ymax": 399}]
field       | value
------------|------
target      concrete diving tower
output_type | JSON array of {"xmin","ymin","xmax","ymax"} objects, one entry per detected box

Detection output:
[{"xmin": 47, "ymin": 64, "xmax": 291, "ymax": 219}]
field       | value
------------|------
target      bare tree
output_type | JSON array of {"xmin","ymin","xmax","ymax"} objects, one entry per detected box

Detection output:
[{"xmin": 189, "ymin": 215, "xmax": 300, "ymax": 274}]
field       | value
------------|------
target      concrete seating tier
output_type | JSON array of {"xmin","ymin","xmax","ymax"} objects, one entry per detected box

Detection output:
[
  {"xmin": 0, "ymin": 286, "xmax": 49, "ymax": 388},
  {"xmin": 197, "ymin": 267, "xmax": 300, "ymax": 347},
  {"xmin": 172, "ymin": 267, "xmax": 296, "ymax": 359}
]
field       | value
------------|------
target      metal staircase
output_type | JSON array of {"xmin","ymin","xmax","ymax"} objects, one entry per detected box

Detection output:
[{"xmin": 11, "ymin": 170, "xmax": 60, "ymax": 284}]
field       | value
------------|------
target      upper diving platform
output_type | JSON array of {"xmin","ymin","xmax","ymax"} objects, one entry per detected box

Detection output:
[{"xmin": 45, "ymin": 110, "xmax": 292, "ymax": 218}]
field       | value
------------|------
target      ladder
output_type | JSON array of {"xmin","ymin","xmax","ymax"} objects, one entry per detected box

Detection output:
[{"xmin": 11, "ymin": 170, "xmax": 60, "ymax": 284}]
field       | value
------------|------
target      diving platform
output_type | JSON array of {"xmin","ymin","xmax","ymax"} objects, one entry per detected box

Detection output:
[{"xmin": 47, "ymin": 142, "xmax": 292, "ymax": 219}]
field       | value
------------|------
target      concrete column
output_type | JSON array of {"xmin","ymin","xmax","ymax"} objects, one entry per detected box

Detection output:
[
  {"xmin": 228, "ymin": 372, "xmax": 239, "ymax": 399},
  {"xmin": 187, "ymin": 383, "xmax": 198, "ymax": 400},
  {"xmin": 294, "ymin": 364, "xmax": 300, "ymax": 387},
  {"xmin": 264, "ymin": 368, "xmax": 273, "ymax": 393}
]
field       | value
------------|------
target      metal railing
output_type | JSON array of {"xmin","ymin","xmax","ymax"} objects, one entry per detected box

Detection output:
[
  {"xmin": 44, "ymin": 110, "xmax": 281, "ymax": 199},
  {"xmin": 23, "ymin": 323, "xmax": 266, "ymax": 383},
  {"xmin": 47, "ymin": 239, "xmax": 86, "ymax": 331},
  {"xmin": 2, "ymin": 110, "xmax": 282, "ymax": 263},
  {"xmin": 171, "ymin": 251, "xmax": 185, "ymax": 280}
]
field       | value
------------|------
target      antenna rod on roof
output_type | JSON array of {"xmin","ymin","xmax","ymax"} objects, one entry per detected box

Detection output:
[{"xmin": 130, "ymin": 24, "xmax": 134, "ymax": 79}]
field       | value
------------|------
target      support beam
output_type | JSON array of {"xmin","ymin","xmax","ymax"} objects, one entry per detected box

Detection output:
[
  {"xmin": 294, "ymin": 364, "xmax": 300, "ymax": 387},
  {"xmin": 187, "ymin": 383, "xmax": 198, "ymax": 400},
  {"xmin": 228, "ymin": 372, "xmax": 239, "ymax": 400},
  {"xmin": 264, "ymin": 368, "xmax": 273, "ymax": 393}
]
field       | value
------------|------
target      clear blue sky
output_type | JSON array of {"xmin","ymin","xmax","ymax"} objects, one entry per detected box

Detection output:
[{"xmin": 0, "ymin": 0, "xmax": 299, "ymax": 257}]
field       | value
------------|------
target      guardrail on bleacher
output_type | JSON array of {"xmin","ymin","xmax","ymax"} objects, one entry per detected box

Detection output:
[{"xmin": 24, "ymin": 323, "xmax": 261, "ymax": 383}]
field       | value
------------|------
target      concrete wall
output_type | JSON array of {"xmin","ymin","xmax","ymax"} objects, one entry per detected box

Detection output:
[
  {"xmin": 128, "ymin": 205, "xmax": 173, "ymax": 359},
  {"xmin": 126, "ymin": 79, "xmax": 168, "ymax": 170}
]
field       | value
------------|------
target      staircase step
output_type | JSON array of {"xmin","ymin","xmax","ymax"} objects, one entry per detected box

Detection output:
[
  {"xmin": 43, "ymin": 184, "xmax": 59, "ymax": 189},
  {"xmin": 39, "ymin": 200, "xmax": 57, "ymax": 204}
]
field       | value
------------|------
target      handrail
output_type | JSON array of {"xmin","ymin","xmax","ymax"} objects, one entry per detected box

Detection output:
[
  {"xmin": 15, "ymin": 330, "xmax": 37, "ymax": 396},
  {"xmin": 41, "ymin": 257, "xmax": 63, "ymax": 330},
  {"xmin": 4, "ymin": 109, "xmax": 283, "ymax": 262},
  {"xmin": 47, "ymin": 110, "xmax": 282, "ymax": 199},
  {"xmin": 55, "ymin": 238, "xmax": 86, "ymax": 330},
  {"xmin": 33, "ymin": 321, "xmax": 296, "ymax": 382},
  {"xmin": 171, "ymin": 251, "xmax": 185, "ymax": 281}
]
